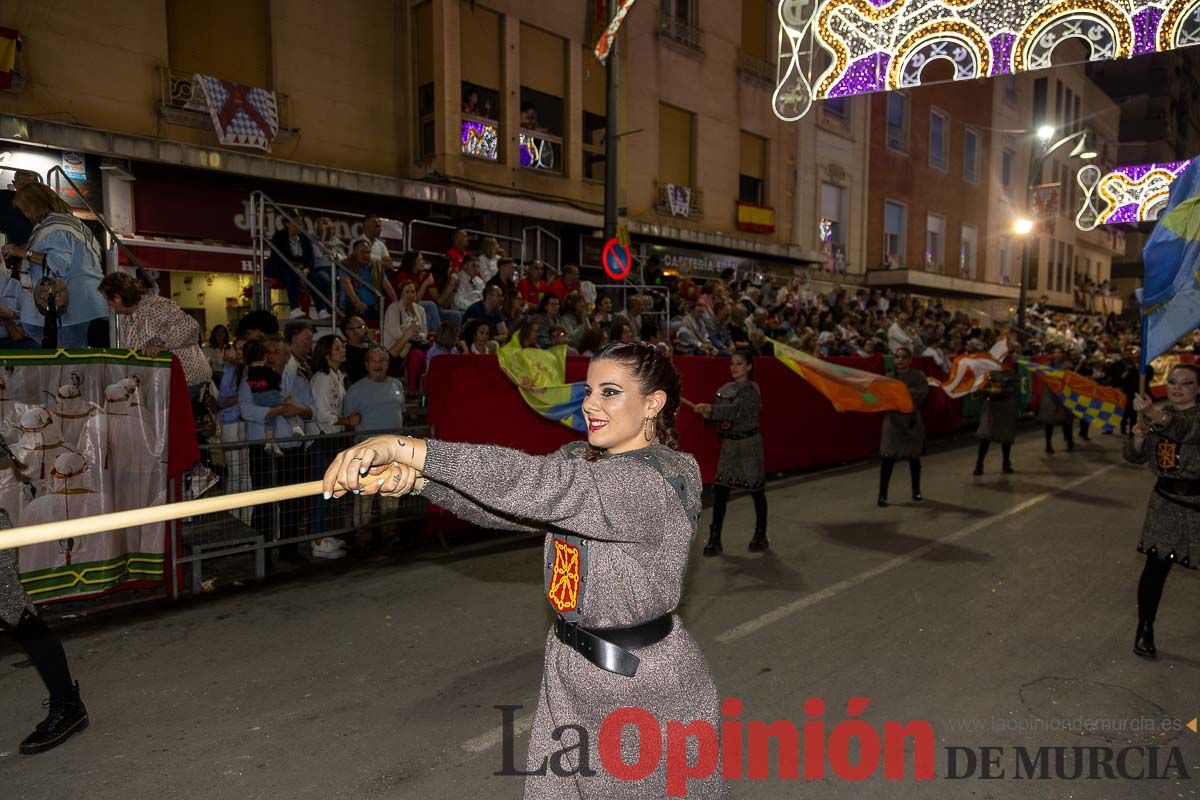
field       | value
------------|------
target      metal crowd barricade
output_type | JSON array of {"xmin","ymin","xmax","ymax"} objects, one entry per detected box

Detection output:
[
  {"xmin": 406, "ymin": 219, "xmax": 525, "ymax": 268},
  {"xmin": 591, "ymin": 283, "xmax": 673, "ymax": 339},
  {"xmin": 167, "ymin": 426, "xmax": 432, "ymax": 599}
]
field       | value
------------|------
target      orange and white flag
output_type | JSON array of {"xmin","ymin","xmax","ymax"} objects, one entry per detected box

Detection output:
[{"xmin": 928, "ymin": 339, "xmax": 1008, "ymax": 398}]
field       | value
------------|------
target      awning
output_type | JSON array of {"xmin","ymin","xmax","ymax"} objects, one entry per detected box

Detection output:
[{"xmin": 115, "ymin": 236, "xmax": 254, "ymax": 275}]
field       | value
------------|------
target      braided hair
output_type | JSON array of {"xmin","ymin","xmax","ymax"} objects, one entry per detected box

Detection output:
[{"xmin": 592, "ymin": 341, "xmax": 682, "ymax": 449}]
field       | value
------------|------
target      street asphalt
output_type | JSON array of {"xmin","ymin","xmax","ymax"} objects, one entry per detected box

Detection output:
[{"xmin": 1, "ymin": 431, "xmax": 1197, "ymax": 799}]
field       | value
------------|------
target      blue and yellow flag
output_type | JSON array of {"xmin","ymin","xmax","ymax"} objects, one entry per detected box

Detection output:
[
  {"xmin": 497, "ymin": 338, "xmax": 587, "ymax": 432},
  {"xmin": 1023, "ymin": 361, "xmax": 1126, "ymax": 432},
  {"xmin": 1139, "ymin": 155, "xmax": 1200, "ymax": 372}
]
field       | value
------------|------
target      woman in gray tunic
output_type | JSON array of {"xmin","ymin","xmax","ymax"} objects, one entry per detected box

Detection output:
[
  {"xmin": 0, "ymin": 446, "xmax": 89, "ymax": 755},
  {"xmin": 694, "ymin": 350, "xmax": 767, "ymax": 555},
  {"xmin": 973, "ymin": 360, "xmax": 1019, "ymax": 475},
  {"xmin": 878, "ymin": 347, "xmax": 928, "ymax": 506},
  {"xmin": 324, "ymin": 342, "xmax": 728, "ymax": 799},
  {"xmin": 1125, "ymin": 364, "xmax": 1200, "ymax": 660},
  {"xmin": 1037, "ymin": 344, "xmax": 1075, "ymax": 453}
]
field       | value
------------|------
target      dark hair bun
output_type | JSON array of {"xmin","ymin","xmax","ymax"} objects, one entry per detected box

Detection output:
[{"xmin": 594, "ymin": 342, "xmax": 682, "ymax": 448}]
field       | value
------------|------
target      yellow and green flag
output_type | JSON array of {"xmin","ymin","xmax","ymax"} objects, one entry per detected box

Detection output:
[
  {"xmin": 770, "ymin": 338, "xmax": 914, "ymax": 413},
  {"xmin": 497, "ymin": 337, "xmax": 588, "ymax": 432}
]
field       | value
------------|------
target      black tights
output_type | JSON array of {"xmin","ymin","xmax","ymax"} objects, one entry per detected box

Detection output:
[
  {"xmin": 1137, "ymin": 555, "xmax": 1173, "ymax": 623},
  {"xmin": 4, "ymin": 610, "xmax": 74, "ymax": 699},
  {"xmin": 711, "ymin": 485, "xmax": 767, "ymax": 534},
  {"xmin": 1045, "ymin": 423, "xmax": 1074, "ymax": 449},
  {"xmin": 879, "ymin": 457, "xmax": 921, "ymax": 499},
  {"xmin": 976, "ymin": 440, "xmax": 1012, "ymax": 467}
]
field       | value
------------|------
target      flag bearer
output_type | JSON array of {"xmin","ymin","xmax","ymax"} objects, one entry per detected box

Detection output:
[{"xmin": 877, "ymin": 346, "xmax": 929, "ymax": 506}]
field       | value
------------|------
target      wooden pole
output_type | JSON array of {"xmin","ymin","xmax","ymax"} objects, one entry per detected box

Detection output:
[{"xmin": 0, "ymin": 468, "xmax": 403, "ymax": 551}]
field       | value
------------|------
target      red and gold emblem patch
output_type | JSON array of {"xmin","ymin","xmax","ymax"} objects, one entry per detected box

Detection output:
[
  {"xmin": 547, "ymin": 539, "xmax": 581, "ymax": 613},
  {"xmin": 1156, "ymin": 440, "xmax": 1180, "ymax": 471}
]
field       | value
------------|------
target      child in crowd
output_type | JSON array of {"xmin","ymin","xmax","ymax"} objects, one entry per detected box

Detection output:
[{"xmin": 242, "ymin": 340, "xmax": 304, "ymax": 456}]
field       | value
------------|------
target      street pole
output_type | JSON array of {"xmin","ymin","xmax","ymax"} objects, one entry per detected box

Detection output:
[
  {"xmin": 604, "ymin": 0, "xmax": 619, "ymax": 241},
  {"xmin": 1017, "ymin": 148, "xmax": 1044, "ymax": 350}
]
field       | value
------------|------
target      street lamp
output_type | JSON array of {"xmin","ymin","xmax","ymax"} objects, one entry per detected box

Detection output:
[{"xmin": 1015, "ymin": 128, "xmax": 1094, "ymax": 345}]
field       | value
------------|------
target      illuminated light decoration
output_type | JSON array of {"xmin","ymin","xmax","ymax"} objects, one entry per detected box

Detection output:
[
  {"xmin": 519, "ymin": 132, "xmax": 556, "ymax": 170},
  {"xmin": 1075, "ymin": 160, "xmax": 1189, "ymax": 230},
  {"xmin": 460, "ymin": 119, "xmax": 499, "ymax": 161},
  {"xmin": 774, "ymin": 0, "xmax": 1200, "ymax": 121}
]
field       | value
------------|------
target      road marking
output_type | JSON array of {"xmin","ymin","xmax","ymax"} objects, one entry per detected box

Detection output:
[
  {"xmin": 715, "ymin": 464, "xmax": 1118, "ymax": 644},
  {"xmin": 462, "ymin": 710, "xmax": 533, "ymax": 754}
]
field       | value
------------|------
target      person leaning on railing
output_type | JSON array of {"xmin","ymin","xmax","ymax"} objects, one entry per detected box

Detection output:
[{"xmin": 98, "ymin": 271, "xmax": 212, "ymax": 397}]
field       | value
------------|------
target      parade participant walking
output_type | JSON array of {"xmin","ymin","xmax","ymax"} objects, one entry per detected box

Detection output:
[
  {"xmin": 1038, "ymin": 344, "xmax": 1075, "ymax": 454},
  {"xmin": 692, "ymin": 350, "xmax": 766, "ymax": 555},
  {"xmin": 0, "ymin": 446, "xmax": 88, "ymax": 755},
  {"xmin": 877, "ymin": 346, "xmax": 929, "ymax": 506},
  {"xmin": 974, "ymin": 356, "xmax": 1019, "ymax": 475},
  {"xmin": 1124, "ymin": 363, "xmax": 1200, "ymax": 659},
  {"xmin": 322, "ymin": 342, "xmax": 727, "ymax": 800}
]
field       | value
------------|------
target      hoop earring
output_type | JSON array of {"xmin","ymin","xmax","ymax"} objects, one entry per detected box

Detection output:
[{"xmin": 643, "ymin": 416, "xmax": 656, "ymax": 442}]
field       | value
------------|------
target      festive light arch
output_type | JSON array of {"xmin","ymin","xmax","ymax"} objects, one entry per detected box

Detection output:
[
  {"xmin": 1075, "ymin": 161, "xmax": 1189, "ymax": 230},
  {"xmin": 775, "ymin": 0, "xmax": 1200, "ymax": 121}
]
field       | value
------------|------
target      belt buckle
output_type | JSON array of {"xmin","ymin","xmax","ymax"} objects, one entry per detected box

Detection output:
[{"xmin": 557, "ymin": 617, "xmax": 579, "ymax": 648}]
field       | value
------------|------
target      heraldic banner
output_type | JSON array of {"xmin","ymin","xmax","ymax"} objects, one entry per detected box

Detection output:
[{"xmin": 0, "ymin": 350, "xmax": 176, "ymax": 602}]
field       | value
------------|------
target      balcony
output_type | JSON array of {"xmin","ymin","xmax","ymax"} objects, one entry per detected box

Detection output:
[
  {"xmin": 461, "ymin": 114, "xmax": 500, "ymax": 162},
  {"xmin": 658, "ymin": 11, "xmax": 703, "ymax": 54},
  {"xmin": 656, "ymin": 182, "xmax": 703, "ymax": 219},
  {"xmin": 737, "ymin": 50, "xmax": 774, "ymax": 87},
  {"xmin": 519, "ymin": 129, "xmax": 563, "ymax": 174},
  {"xmin": 156, "ymin": 67, "xmax": 292, "ymax": 142}
]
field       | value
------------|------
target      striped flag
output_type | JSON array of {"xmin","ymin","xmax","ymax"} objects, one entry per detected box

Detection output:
[
  {"xmin": 593, "ymin": 0, "xmax": 639, "ymax": 63},
  {"xmin": 927, "ymin": 338, "xmax": 1009, "ymax": 398},
  {"xmin": 771, "ymin": 338, "xmax": 914, "ymax": 413},
  {"xmin": 1024, "ymin": 362, "xmax": 1127, "ymax": 432},
  {"xmin": 497, "ymin": 338, "xmax": 587, "ymax": 433}
]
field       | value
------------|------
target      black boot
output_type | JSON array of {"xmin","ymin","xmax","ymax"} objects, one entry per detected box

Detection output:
[
  {"xmin": 1002, "ymin": 461, "xmax": 1014, "ymax": 474},
  {"xmin": 878, "ymin": 459, "xmax": 893, "ymax": 507},
  {"xmin": 910, "ymin": 459, "xmax": 922, "ymax": 502},
  {"xmin": 972, "ymin": 462, "xmax": 983, "ymax": 476},
  {"xmin": 747, "ymin": 526, "xmax": 769, "ymax": 552},
  {"xmin": 1133, "ymin": 620, "xmax": 1157, "ymax": 660},
  {"xmin": 702, "ymin": 526, "xmax": 722, "ymax": 557},
  {"xmin": 20, "ymin": 681, "xmax": 89, "ymax": 755}
]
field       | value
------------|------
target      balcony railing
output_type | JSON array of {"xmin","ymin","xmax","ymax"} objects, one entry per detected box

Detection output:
[
  {"xmin": 737, "ymin": 50, "xmax": 774, "ymax": 86},
  {"xmin": 658, "ymin": 11, "xmax": 703, "ymax": 53},
  {"xmin": 519, "ymin": 129, "xmax": 563, "ymax": 174},
  {"xmin": 656, "ymin": 183, "xmax": 703, "ymax": 219},
  {"xmin": 156, "ymin": 67, "xmax": 291, "ymax": 140}
]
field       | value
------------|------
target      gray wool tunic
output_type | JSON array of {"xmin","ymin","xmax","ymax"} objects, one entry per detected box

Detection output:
[
  {"xmin": 707, "ymin": 381, "xmax": 764, "ymax": 491},
  {"xmin": 419, "ymin": 439, "xmax": 729, "ymax": 800},
  {"xmin": 976, "ymin": 370, "xmax": 1019, "ymax": 444},
  {"xmin": 0, "ymin": 508, "xmax": 36, "ymax": 627},
  {"xmin": 879, "ymin": 368, "xmax": 928, "ymax": 460},
  {"xmin": 1123, "ymin": 405, "xmax": 1200, "ymax": 569}
]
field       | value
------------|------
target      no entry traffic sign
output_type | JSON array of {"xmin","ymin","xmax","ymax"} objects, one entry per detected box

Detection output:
[{"xmin": 602, "ymin": 237, "xmax": 632, "ymax": 281}]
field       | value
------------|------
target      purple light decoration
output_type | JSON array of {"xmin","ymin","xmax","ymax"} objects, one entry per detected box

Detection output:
[
  {"xmin": 1132, "ymin": 7, "xmax": 1164, "ymax": 56},
  {"xmin": 1112, "ymin": 161, "xmax": 1189, "ymax": 182},
  {"xmin": 827, "ymin": 51, "xmax": 889, "ymax": 98},
  {"xmin": 461, "ymin": 119, "xmax": 498, "ymax": 161},
  {"xmin": 989, "ymin": 33, "xmax": 1015, "ymax": 76},
  {"xmin": 1107, "ymin": 203, "xmax": 1141, "ymax": 224}
]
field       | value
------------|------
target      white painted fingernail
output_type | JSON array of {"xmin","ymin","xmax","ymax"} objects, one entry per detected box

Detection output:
[{"xmin": 322, "ymin": 491, "xmax": 331, "ymax": 500}]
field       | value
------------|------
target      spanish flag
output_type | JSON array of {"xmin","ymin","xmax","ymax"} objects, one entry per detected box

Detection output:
[
  {"xmin": 771, "ymin": 338, "xmax": 914, "ymax": 413},
  {"xmin": 497, "ymin": 337, "xmax": 588, "ymax": 433}
]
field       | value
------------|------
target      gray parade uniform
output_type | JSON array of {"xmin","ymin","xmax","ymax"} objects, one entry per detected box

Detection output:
[
  {"xmin": 419, "ymin": 439, "xmax": 729, "ymax": 800},
  {"xmin": 977, "ymin": 370, "xmax": 1019, "ymax": 444},
  {"xmin": 707, "ymin": 381, "xmax": 764, "ymax": 490},
  {"xmin": 0, "ymin": 508, "xmax": 36, "ymax": 627},
  {"xmin": 880, "ymin": 368, "xmax": 928, "ymax": 459},
  {"xmin": 1123, "ymin": 405, "xmax": 1200, "ymax": 569}
]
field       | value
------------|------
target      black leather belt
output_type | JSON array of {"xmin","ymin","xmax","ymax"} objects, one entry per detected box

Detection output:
[
  {"xmin": 1155, "ymin": 477, "xmax": 1200, "ymax": 510},
  {"xmin": 553, "ymin": 614, "xmax": 673, "ymax": 678},
  {"xmin": 720, "ymin": 428, "xmax": 760, "ymax": 441}
]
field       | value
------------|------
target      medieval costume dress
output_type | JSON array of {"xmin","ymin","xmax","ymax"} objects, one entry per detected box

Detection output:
[
  {"xmin": 703, "ymin": 380, "xmax": 767, "ymax": 554},
  {"xmin": 974, "ymin": 369, "xmax": 1019, "ymax": 475},
  {"xmin": 878, "ymin": 366, "xmax": 928, "ymax": 505},
  {"xmin": 1123, "ymin": 405, "xmax": 1200, "ymax": 658},
  {"xmin": 417, "ymin": 439, "xmax": 729, "ymax": 800},
  {"xmin": 1036, "ymin": 359, "xmax": 1075, "ymax": 453}
]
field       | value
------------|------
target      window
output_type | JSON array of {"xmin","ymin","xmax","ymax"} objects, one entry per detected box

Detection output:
[
  {"xmin": 168, "ymin": 0, "xmax": 271, "ymax": 87},
  {"xmin": 999, "ymin": 235, "xmax": 1012, "ymax": 285},
  {"xmin": 1055, "ymin": 81, "xmax": 1064, "ymax": 128},
  {"xmin": 413, "ymin": 1, "xmax": 436, "ymax": 160},
  {"xmin": 1004, "ymin": 74, "xmax": 1017, "ymax": 103},
  {"xmin": 887, "ymin": 93, "xmax": 909, "ymax": 151},
  {"xmin": 929, "ymin": 109, "xmax": 948, "ymax": 171},
  {"xmin": 884, "ymin": 201, "xmax": 906, "ymax": 266},
  {"xmin": 820, "ymin": 183, "xmax": 847, "ymax": 247},
  {"xmin": 960, "ymin": 224, "xmax": 978, "ymax": 279},
  {"xmin": 460, "ymin": 3, "xmax": 502, "ymax": 162},
  {"xmin": 1001, "ymin": 148, "xmax": 1014, "ymax": 195},
  {"xmin": 659, "ymin": 103, "xmax": 694, "ymax": 188},
  {"xmin": 582, "ymin": 46, "xmax": 607, "ymax": 181},
  {"xmin": 1033, "ymin": 78, "xmax": 1048, "ymax": 130},
  {"xmin": 1067, "ymin": 244, "xmax": 1075, "ymax": 290},
  {"xmin": 740, "ymin": 0, "xmax": 769, "ymax": 61},
  {"xmin": 963, "ymin": 128, "xmax": 979, "ymax": 183},
  {"xmin": 925, "ymin": 213, "xmax": 945, "ymax": 271},
  {"xmin": 660, "ymin": 0, "xmax": 701, "ymax": 50},
  {"xmin": 739, "ymin": 131, "xmax": 767, "ymax": 205},
  {"xmin": 520, "ymin": 24, "xmax": 566, "ymax": 173},
  {"xmin": 1056, "ymin": 240, "xmax": 1066, "ymax": 292}
]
